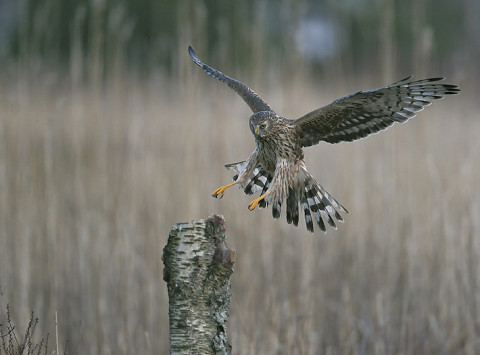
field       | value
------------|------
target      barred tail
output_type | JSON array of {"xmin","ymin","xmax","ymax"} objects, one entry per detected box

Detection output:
[
  {"xmin": 297, "ymin": 173, "xmax": 348, "ymax": 233},
  {"xmin": 225, "ymin": 161, "xmax": 348, "ymax": 233}
]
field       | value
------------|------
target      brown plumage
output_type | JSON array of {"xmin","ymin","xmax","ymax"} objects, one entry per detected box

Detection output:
[{"xmin": 188, "ymin": 45, "xmax": 460, "ymax": 233}]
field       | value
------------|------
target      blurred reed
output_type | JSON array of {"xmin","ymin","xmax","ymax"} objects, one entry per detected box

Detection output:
[{"xmin": 0, "ymin": 0, "xmax": 478, "ymax": 354}]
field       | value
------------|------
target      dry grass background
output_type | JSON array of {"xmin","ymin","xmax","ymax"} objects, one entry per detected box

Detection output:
[
  {"xmin": 0, "ymin": 2, "xmax": 479, "ymax": 350},
  {"xmin": 0, "ymin": 59, "xmax": 478, "ymax": 354}
]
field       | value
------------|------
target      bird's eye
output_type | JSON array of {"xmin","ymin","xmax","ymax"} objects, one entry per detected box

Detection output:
[{"xmin": 260, "ymin": 124, "xmax": 266, "ymax": 129}]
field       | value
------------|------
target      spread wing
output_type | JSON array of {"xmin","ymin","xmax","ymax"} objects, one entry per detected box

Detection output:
[
  {"xmin": 188, "ymin": 45, "xmax": 273, "ymax": 113},
  {"xmin": 294, "ymin": 76, "xmax": 460, "ymax": 147}
]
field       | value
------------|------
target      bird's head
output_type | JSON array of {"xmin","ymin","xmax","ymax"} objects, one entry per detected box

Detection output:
[{"xmin": 249, "ymin": 111, "xmax": 277, "ymax": 139}]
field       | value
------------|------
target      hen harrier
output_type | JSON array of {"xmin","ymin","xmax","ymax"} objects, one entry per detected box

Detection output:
[{"xmin": 189, "ymin": 45, "xmax": 460, "ymax": 233}]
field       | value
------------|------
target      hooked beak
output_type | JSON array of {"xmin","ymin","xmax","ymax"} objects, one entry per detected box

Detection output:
[{"xmin": 254, "ymin": 127, "xmax": 258, "ymax": 134}]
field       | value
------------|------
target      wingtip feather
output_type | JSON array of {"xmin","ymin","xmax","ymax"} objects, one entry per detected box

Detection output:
[
  {"xmin": 188, "ymin": 45, "xmax": 195, "ymax": 58},
  {"xmin": 188, "ymin": 45, "xmax": 202, "ymax": 67}
]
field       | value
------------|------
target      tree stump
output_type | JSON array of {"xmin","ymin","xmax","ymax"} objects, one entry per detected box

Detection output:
[{"xmin": 162, "ymin": 214, "xmax": 235, "ymax": 354}]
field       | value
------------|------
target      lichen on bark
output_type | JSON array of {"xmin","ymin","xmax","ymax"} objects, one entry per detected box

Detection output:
[{"xmin": 163, "ymin": 215, "xmax": 235, "ymax": 354}]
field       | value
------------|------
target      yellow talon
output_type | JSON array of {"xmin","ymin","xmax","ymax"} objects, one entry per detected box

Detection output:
[
  {"xmin": 248, "ymin": 193, "xmax": 267, "ymax": 211},
  {"xmin": 212, "ymin": 181, "xmax": 238, "ymax": 198}
]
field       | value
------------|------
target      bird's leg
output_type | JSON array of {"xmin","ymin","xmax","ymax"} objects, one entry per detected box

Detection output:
[
  {"xmin": 212, "ymin": 181, "xmax": 238, "ymax": 198},
  {"xmin": 248, "ymin": 193, "xmax": 267, "ymax": 211}
]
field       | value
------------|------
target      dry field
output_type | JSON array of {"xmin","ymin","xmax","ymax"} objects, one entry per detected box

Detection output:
[{"xmin": 0, "ymin": 61, "xmax": 478, "ymax": 354}]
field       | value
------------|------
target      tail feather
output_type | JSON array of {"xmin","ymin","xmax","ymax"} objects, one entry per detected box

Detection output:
[
  {"xmin": 286, "ymin": 187, "xmax": 299, "ymax": 226},
  {"xmin": 321, "ymin": 188, "xmax": 349, "ymax": 214},
  {"xmin": 226, "ymin": 160, "xmax": 347, "ymax": 233},
  {"xmin": 272, "ymin": 202, "xmax": 281, "ymax": 219},
  {"xmin": 314, "ymin": 199, "xmax": 336, "ymax": 229},
  {"xmin": 304, "ymin": 181, "xmax": 327, "ymax": 232},
  {"xmin": 300, "ymin": 174, "xmax": 347, "ymax": 233},
  {"xmin": 318, "ymin": 196, "xmax": 337, "ymax": 229},
  {"xmin": 300, "ymin": 196, "xmax": 314, "ymax": 232},
  {"xmin": 259, "ymin": 196, "xmax": 268, "ymax": 209}
]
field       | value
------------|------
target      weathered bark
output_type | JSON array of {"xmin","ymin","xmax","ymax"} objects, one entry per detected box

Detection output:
[{"xmin": 162, "ymin": 214, "xmax": 235, "ymax": 355}]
